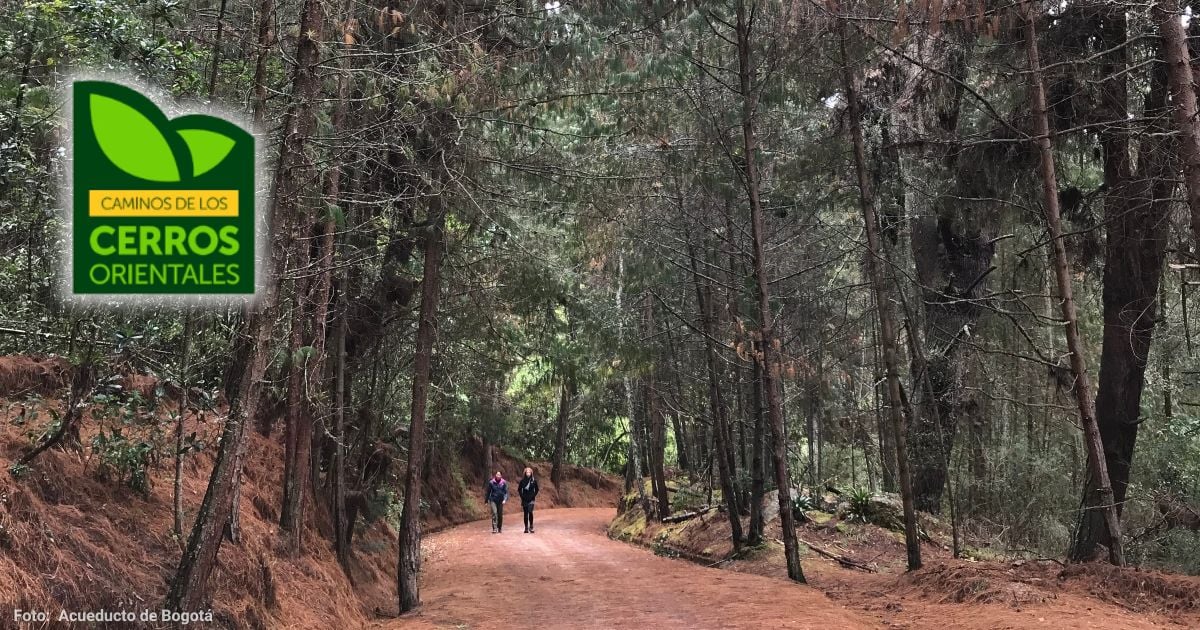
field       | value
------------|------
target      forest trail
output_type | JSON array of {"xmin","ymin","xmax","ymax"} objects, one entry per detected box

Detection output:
[
  {"xmin": 383, "ymin": 507, "xmax": 1197, "ymax": 630},
  {"xmin": 381, "ymin": 508, "xmax": 872, "ymax": 629}
]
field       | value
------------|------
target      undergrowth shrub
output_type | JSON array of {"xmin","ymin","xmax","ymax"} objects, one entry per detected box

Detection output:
[
  {"xmin": 671, "ymin": 484, "xmax": 707, "ymax": 512},
  {"xmin": 90, "ymin": 428, "xmax": 152, "ymax": 494},
  {"xmin": 791, "ymin": 493, "xmax": 815, "ymax": 519},
  {"xmin": 844, "ymin": 487, "xmax": 872, "ymax": 523},
  {"xmin": 89, "ymin": 388, "xmax": 168, "ymax": 495}
]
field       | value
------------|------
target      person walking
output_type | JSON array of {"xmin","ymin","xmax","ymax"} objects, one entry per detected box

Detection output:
[
  {"xmin": 484, "ymin": 470, "xmax": 508, "ymax": 533},
  {"xmin": 518, "ymin": 467, "xmax": 539, "ymax": 533}
]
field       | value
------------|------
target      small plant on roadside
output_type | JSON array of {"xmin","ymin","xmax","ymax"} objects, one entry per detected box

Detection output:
[
  {"xmin": 8, "ymin": 463, "xmax": 30, "ymax": 479},
  {"xmin": 652, "ymin": 542, "xmax": 680, "ymax": 558},
  {"xmin": 845, "ymin": 487, "xmax": 873, "ymax": 523}
]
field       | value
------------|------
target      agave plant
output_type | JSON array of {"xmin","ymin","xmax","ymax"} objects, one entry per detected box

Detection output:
[{"xmin": 844, "ymin": 488, "xmax": 873, "ymax": 523}]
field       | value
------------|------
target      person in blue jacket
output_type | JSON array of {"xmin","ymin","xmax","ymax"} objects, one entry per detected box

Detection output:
[{"xmin": 484, "ymin": 470, "xmax": 508, "ymax": 533}]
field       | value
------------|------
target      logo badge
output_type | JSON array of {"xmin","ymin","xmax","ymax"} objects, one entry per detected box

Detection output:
[{"xmin": 71, "ymin": 81, "xmax": 255, "ymax": 297}]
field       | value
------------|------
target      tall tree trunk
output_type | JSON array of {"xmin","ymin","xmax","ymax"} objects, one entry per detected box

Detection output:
[
  {"xmin": 662, "ymin": 316, "xmax": 693, "ymax": 474},
  {"xmin": 315, "ymin": 1, "xmax": 355, "ymax": 550},
  {"xmin": 644, "ymin": 296, "xmax": 671, "ymax": 518},
  {"xmin": 735, "ymin": 0, "xmax": 803, "ymax": 582},
  {"xmin": 645, "ymin": 379, "xmax": 670, "ymax": 518},
  {"xmin": 616, "ymin": 254, "xmax": 650, "ymax": 512},
  {"xmin": 1024, "ymin": 7, "xmax": 1125, "ymax": 566},
  {"xmin": 279, "ymin": 247, "xmax": 311, "ymax": 550},
  {"xmin": 550, "ymin": 376, "xmax": 572, "ymax": 491},
  {"xmin": 250, "ymin": 0, "xmax": 275, "ymax": 126},
  {"xmin": 165, "ymin": 0, "xmax": 323, "ymax": 608},
  {"xmin": 871, "ymin": 307, "xmax": 898, "ymax": 493},
  {"xmin": 277, "ymin": 73, "xmax": 319, "ymax": 543},
  {"xmin": 333, "ymin": 306, "xmax": 349, "ymax": 573},
  {"xmin": 1071, "ymin": 5, "xmax": 1173, "ymax": 562},
  {"xmin": 623, "ymin": 385, "xmax": 645, "ymax": 502},
  {"xmin": 671, "ymin": 412, "xmax": 690, "ymax": 472},
  {"xmin": 165, "ymin": 306, "xmax": 277, "ymax": 611},
  {"xmin": 173, "ymin": 313, "xmax": 193, "ymax": 540},
  {"xmin": 1157, "ymin": 0, "xmax": 1200, "ymax": 251},
  {"xmin": 687, "ymin": 238, "xmax": 744, "ymax": 547},
  {"xmin": 842, "ymin": 27, "xmax": 922, "ymax": 570},
  {"xmin": 240, "ymin": 0, "xmax": 324, "ymax": 544},
  {"xmin": 397, "ymin": 178, "xmax": 448, "ymax": 613},
  {"xmin": 723, "ymin": 203, "xmax": 751, "ymax": 478},
  {"xmin": 206, "ymin": 0, "xmax": 228, "ymax": 98},
  {"xmin": 746, "ymin": 355, "xmax": 766, "ymax": 545},
  {"xmin": 889, "ymin": 28, "xmax": 988, "ymax": 515}
]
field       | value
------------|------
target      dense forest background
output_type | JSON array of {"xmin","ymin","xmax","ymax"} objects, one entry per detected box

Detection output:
[{"xmin": 3, "ymin": 0, "xmax": 1200, "ymax": 613}]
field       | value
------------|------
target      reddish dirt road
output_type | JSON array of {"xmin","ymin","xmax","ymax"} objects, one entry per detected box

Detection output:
[{"xmin": 384, "ymin": 507, "xmax": 871, "ymax": 629}]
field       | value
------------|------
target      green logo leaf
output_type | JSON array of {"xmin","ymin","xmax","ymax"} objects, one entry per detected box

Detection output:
[
  {"xmin": 177, "ymin": 128, "xmax": 236, "ymax": 177},
  {"xmin": 89, "ymin": 93, "xmax": 181, "ymax": 182}
]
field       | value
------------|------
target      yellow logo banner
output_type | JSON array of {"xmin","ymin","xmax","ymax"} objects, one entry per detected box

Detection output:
[{"xmin": 88, "ymin": 190, "xmax": 238, "ymax": 217}]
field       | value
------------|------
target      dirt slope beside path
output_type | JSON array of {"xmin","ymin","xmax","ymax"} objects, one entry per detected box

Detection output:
[{"xmin": 381, "ymin": 508, "xmax": 872, "ymax": 629}]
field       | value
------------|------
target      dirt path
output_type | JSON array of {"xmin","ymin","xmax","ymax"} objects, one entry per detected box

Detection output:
[{"xmin": 384, "ymin": 507, "xmax": 871, "ymax": 629}]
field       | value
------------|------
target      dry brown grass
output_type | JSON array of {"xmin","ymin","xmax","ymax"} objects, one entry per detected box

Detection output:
[
  {"xmin": 0, "ymin": 394, "xmax": 400, "ymax": 629},
  {"xmin": 0, "ymin": 356, "xmax": 70, "ymax": 398},
  {"xmin": 610, "ymin": 489, "xmax": 1200, "ymax": 629},
  {"xmin": 1057, "ymin": 562, "xmax": 1200, "ymax": 614}
]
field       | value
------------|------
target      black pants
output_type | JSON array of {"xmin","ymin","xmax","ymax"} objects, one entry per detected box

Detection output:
[{"xmin": 522, "ymin": 502, "xmax": 535, "ymax": 531}]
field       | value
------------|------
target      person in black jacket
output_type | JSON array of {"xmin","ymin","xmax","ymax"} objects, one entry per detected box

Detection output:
[
  {"xmin": 518, "ymin": 467, "xmax": 539, "ymax": 533},
  {"xmin": 484, "ymin": 471, "xmax": 508, "ymax": 533}
]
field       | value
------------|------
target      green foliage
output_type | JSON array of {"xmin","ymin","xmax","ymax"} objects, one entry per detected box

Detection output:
[
  {"xmin": 8, "ymin": 463, "xmax": 31, "ymax": 479},
  {"xmin": 844, "ymin": 488, "xmax": 873, "ymax": 524},
  {"xmin": 375, "ymin": 487, "xmax": 403, "ymax": 527},
  {"xmin": 89, "ymin": 387, "xmax": 170, "ymax": 495},
  {"xmin": 791, "ymin": 493, "xmax": 816, "ymax": 519},
  {"xmin": 31, "ymin": 408, "xmax": 63, "ymax": 447},
  {"xmin": 90, "ymin": 427, "xmax": 152, "ymax": 494},
  {"xmin": 672, "ymin": 484, "xmax": 708, "ymax": 512},
  {"xmin": 357, "ymin": 487, "xmax": 392, "ymax": 527}
]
